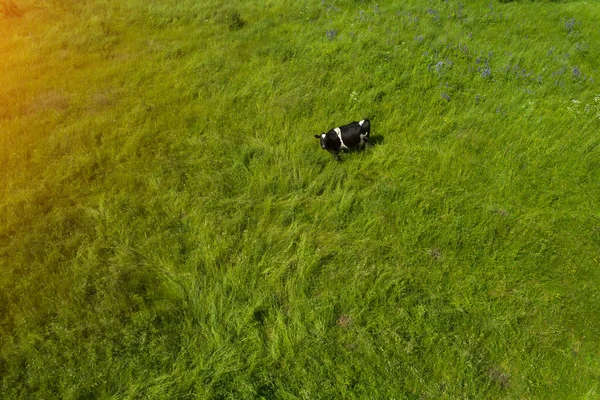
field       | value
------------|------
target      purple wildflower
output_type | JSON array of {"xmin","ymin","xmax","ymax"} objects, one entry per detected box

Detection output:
[{"xmin": 565, "ymin": 18, "xmax": 576, "ymax": 34}]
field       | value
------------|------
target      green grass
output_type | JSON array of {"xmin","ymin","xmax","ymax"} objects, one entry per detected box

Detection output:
[{"xmin": 1, "ymin": 0, "xmax": 600, "ymax": 398}]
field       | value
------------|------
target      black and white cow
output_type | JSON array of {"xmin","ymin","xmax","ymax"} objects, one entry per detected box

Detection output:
[{"xmin": 314, "ymin": 119, "xmax": 370, "ymax": 159}]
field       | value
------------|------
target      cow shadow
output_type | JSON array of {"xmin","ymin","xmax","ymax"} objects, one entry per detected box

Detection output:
[{"xmin": 368, "ymin": 134, "xmax": 384, "ymax": 147}]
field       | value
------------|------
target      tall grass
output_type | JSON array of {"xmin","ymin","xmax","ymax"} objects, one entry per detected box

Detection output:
[{"xmin": 1, "ymin": 0, "xmax": 599, "ymax": 398}]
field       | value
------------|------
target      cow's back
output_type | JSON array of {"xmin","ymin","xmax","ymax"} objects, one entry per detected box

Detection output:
[{"xmin": 340, "ymin": 119, "xmax": 370, "ymax": 148}]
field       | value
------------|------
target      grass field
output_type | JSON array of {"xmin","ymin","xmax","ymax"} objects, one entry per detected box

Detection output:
[{"xmin": 1, "ymin": 0, "xmax": 600, "ymax": 398}]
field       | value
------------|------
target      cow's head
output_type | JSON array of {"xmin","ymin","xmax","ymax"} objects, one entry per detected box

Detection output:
[{"xmin": 314, "ymin": 133, "xmax": 326, "ymax": 150}]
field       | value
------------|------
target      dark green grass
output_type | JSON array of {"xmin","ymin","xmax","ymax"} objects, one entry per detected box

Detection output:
[{"xmin": 1, "ymin": 0, "xmax": 600, "ymax": 398}]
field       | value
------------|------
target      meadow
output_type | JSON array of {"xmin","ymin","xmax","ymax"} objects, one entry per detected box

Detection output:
[{"xmin": 1, "ymin": 0, "xmax": 599, "ymax": 398}]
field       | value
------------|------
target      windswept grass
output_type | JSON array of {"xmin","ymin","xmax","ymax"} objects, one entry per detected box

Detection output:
[{"xmin": 1, "ymin": 0, "xmax": 599, "ymax": 398}]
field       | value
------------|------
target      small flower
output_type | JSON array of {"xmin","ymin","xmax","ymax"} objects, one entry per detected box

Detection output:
[
  {"xmin": 567, "ymin": 99, "xmax": 581, "ymax": 115},
  {"xmin": 441, "ymin": 92, "xmax": 451, "ymax": 101},
  {"xmin": 427, "ymin": 8, "xmax": 440, "ymax": 20},
  {"xmin": 565, "ymin": 18, "xmax": 576, "ymax": 33},
  {"xmin": 481, "ymin": 67, "xmax": 491, "ymax": 78},
  {"xmin": 326, "ymin": 29, "xmax": 338, "ymax": 40}
]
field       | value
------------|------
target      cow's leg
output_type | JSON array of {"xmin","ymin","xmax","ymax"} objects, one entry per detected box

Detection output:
[
  {"xmin": 328, "ymin": 150, "xmax": 341, "ymax": 162},
  {"xmin": 359, "ymin": 133, "xmax": 370, "ymax": 149}
]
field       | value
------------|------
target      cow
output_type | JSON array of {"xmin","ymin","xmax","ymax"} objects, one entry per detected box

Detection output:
[{"xmin": 314, "ymin": 119, "xmax": 371, "ymax": 160}]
